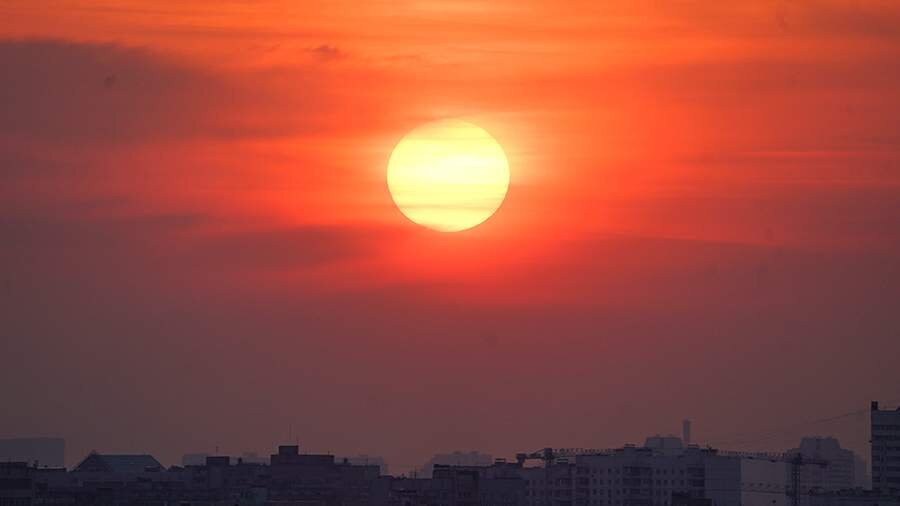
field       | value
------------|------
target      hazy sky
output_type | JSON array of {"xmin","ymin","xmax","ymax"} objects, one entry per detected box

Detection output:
[{"xmin": 1, "ymin": 1, "xmax": 899, "ymax": 471}]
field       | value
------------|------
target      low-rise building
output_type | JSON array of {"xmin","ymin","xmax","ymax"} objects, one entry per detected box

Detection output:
[
  {"xmin": 0, "ymin": 438, "xmax": 64, "ymax": 469},
  {"xmin": 0, "ymin": 462, "xmax": 34, "ymax": 506}
]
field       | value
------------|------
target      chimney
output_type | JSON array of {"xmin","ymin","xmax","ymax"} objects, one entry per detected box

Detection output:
[{"xmin": 682, "ymin": 419, "xmax": 692, "ymax": 445}]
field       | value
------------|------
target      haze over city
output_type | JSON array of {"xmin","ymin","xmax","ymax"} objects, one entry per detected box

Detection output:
[{"xmin": 2, "ymin": 0, "xmax": 900, "ymax": 491}]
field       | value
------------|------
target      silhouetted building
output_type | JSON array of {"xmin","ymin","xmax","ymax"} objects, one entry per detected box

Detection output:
[
  {"xmin": 433, "ymin": 465, "xmax": 481, "ymax": 506},
  {"xmin": 387, "ymin": 476, "xmax": 435, "ymax": 506},
  {"xmin": 521, "ymin": 457, "xmax": 575, "ymax": 506},
  {"xmin": 342, "ymin": 455, "xmax": 390, "ymax": 476},
  {"xmin": 4, "ymin": 441, "xmax": 871, "ymax": 506},
  {"xmin": 645, "ymin": 435, "xmax": 687, "ymax": 455},
  {"xmin": 183, "ymin": 451, "xmax": 267, "ymax": 467},
  {"xmin": 0, "ymin": 462, "xmax": 34, "ymax": 506},
  {"xmin": 523, "ymin": 440, "xmax": 789, "ymax": 506},
  {"xmin": 269, "ymin": 444, "xmax": 382, "ymax": 506},
  {"xmin": 808, "ymin": 488, "xmax": 900, "ymax": 506},
  {"xmin": 672, "ymin": 492, "xmax": 711, "ymax": 506},
  {"xmin": 70, "ymin": 451, "xmax": 168, "ymax": 495},
  {"xmin": 433, "ymin": 462, "xmax": 524, "ymax": 506},
  {"xmin": 705, "ymin": 453, "xmax": 789, "ymax": 506},
  {"xmin": 682, "ymin": 421, "xmax": 692, "ymax": 447},
  {"xmin": 420, "ymin": 452, "xmax": 494, "ymax": 478},
  {"xmin": 0, "ymin": 438, "xmax": 64, "ymax": 468},
  {"xmin": 871, "ymin": 401, "xmax": 900, "ymax": 495},
  {"xmin": 72, "ymin": 452, "xmax": 163, "ymax": 474},
  {"xmin": 786, "ymin": 437, "xmax": 857, "ymax": 494},
  {"xmin": 182, "ymin": 453, "xmax": 209, "ymax": 466}
]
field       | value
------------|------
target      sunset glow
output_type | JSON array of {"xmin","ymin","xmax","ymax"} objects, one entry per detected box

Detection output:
[{"xmin": 2, "ymin": 0, "xmax": 900, "ymax": 476}]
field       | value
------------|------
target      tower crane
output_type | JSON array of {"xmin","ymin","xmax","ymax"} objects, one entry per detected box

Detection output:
[{"xmin": 787, "ymin": 454, "xmax": 829, "ymax": 506}]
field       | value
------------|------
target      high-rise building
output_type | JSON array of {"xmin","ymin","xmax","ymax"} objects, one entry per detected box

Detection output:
[
  {"xmin": 521, "ymin": 441, "xmax": 789, "ymax": 506},
  {"xmin": 871, "ymin": 401, "xmax": 900, "ymax": 495},
  {"xmin": 786, "ymin": 437, "xmax": 857, "ymax": 493}
]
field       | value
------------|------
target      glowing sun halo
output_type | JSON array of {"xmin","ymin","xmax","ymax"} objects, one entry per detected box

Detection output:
[{"xmin": 387, "ymin": 119, "xmax": 510, "ymax": 232}]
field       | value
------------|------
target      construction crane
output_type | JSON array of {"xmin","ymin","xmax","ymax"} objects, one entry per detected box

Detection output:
[
  {"xmin": 516, "ymin": 449, "xmax": 561, "ymax": 506},
  {"xmin": 515, "ymin": 448, "xmax": 611, "ymax": 506},
  {"xmin": 516, "ymin": 447, "xmax": 832, "ymax": 506},
  {"xmin": 516, "ymin": 448, "xmax": 613, "ymax": 466},
  {"xmin": 787, "ymin": 454, "xmax": 829, "ymax": 506},
  {"xmin": 516, "ymin": 448, "xmax": 557, "ymax": 466}
]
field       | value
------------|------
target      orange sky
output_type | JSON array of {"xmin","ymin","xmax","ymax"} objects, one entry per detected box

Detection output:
[{"xmin": 2, "ymin": 1, "xmax": 900, "ymax": 472}]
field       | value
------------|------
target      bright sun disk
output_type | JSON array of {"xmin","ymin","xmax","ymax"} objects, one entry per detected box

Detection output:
[{"xmin": 387, "ymin": 119, "xmax": 510, "ymax": 232}]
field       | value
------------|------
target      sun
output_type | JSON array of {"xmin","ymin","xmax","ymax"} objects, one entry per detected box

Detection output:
[{"xmin": 387, "ymin": 119, "xmax": 510, "ymax": 232}]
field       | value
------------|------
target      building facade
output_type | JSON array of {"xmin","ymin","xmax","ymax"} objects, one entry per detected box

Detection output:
[
  {"xmin": 522, "ymin": 440, "xmax": 788, "ymax": 506},
  {"xmin": 0, "ymin": 438, "xmax": 873, "ymax": 506},
  {"xmin": 786, "ymin": 437, "xmax": 858, "ymax": 495},
  {"xmin": 871, "ymin": 401, "xmax": 900, "ymax": 495}
]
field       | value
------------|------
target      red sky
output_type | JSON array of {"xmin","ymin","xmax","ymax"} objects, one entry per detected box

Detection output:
[{"xmin": 1, "ymin": 1, "xmax": 899, "ymax": 472}]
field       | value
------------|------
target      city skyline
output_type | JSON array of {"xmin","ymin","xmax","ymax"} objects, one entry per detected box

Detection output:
[
  {"xmin": 1, "ymin": 402, "xmax": 890, "ymax": 476},
  {"xmin": 3, "ymin": 421, "xmax": 895, "ymax": 506},
  {"xmin": 0, "ymin": 429, "xmax": 876, "ymax": 479},
  {"xmin": 3, "ymin": 0, "xmax": 900, "ymax": 495}
]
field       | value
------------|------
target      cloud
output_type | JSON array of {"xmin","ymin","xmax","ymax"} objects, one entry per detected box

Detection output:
[
  {"xmin": 0, "ymin": 200, "xmax": 398, "ymax": 290},
  {"xmin": 309, "ymin": 44, "xmax": 343, "ymax": 62},
  {"xmin": 2, "ymin": 10, "xmax": 900, "ymax": 474},
  {"xmin": 3, "ymin": 211, "xmax": 899, "ymax": 468},
  {"xmin": 182, "ymin": 224, "xmax": 401, "ymax": 274},
  {"xmin": 787, "ymin": 0, "xmax": 900, "ymax": 39},
  {"xmin": 0, "ymin": 39, "xmax": 329, "ymax": 143}
]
